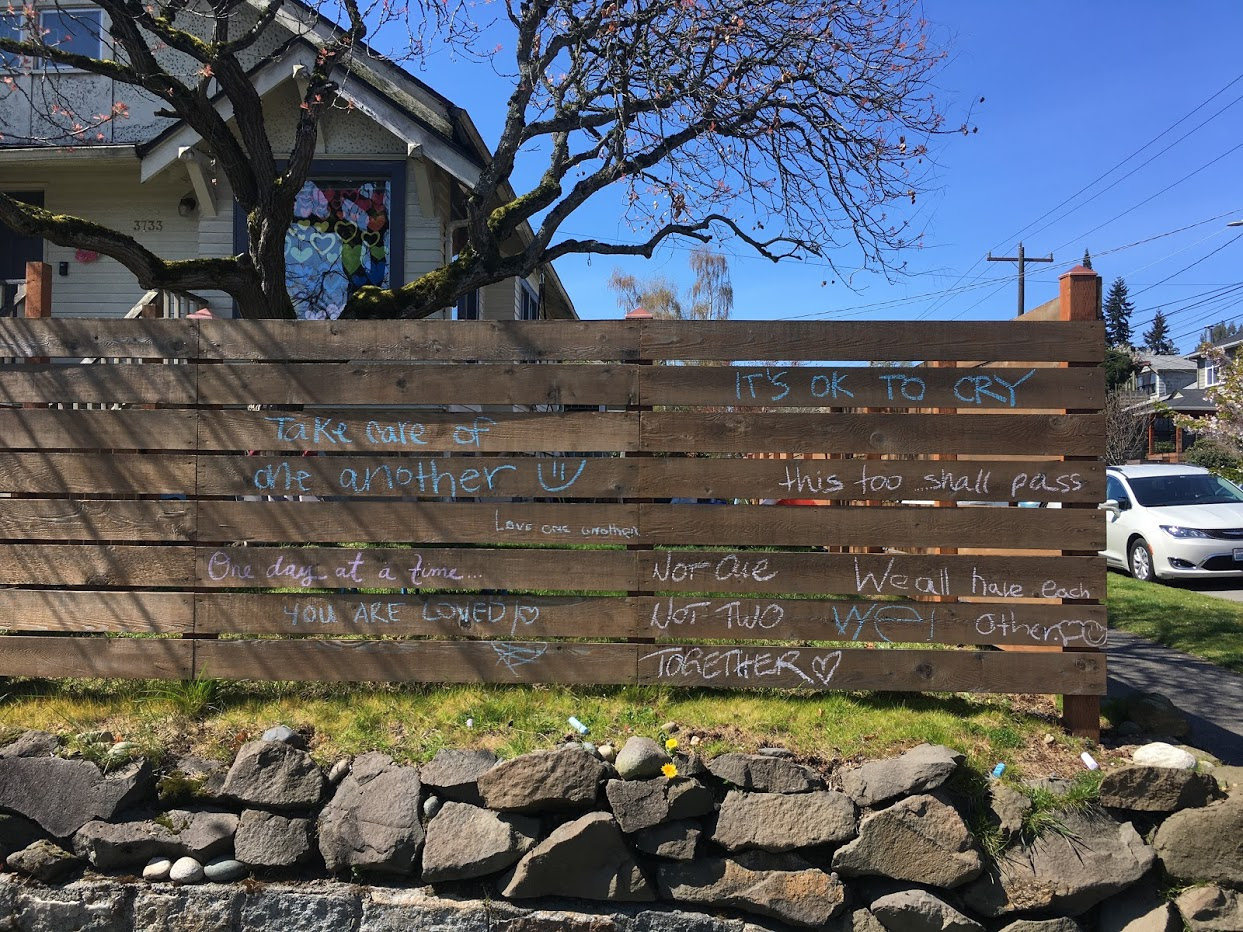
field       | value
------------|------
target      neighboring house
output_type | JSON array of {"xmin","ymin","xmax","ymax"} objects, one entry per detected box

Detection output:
[
  {"xmin": 1124, "ymin": 350, "xmax": 1233, "ymax": 461},
  {"xmin": 1188, "ymin": 337, "xmax": 1241, "ymax": 390},
  {"xmin": 0, "ymin": 0, "xmax": 575, "ymax": 321},
  {"xmin": 1126, "ymin": 353, "xmax": 1197, "ymax": 399}
]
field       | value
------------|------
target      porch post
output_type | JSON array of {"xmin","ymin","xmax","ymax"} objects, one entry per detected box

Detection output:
[{"xmin": 24, "ymin": 261, "xmax": 51, "ymax": 366}]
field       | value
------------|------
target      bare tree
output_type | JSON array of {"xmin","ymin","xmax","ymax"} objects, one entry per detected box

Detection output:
[
  {"xmin": 607, "ymin": 246, "xmax": 733, "ymax": 321},
  {"xmin": 1105, "ymin": 390, "xmax": 1148, "ymax": 466},
  {"xmin": 1, "ymin": 0, "xmax": 955, "ymax": 319}
]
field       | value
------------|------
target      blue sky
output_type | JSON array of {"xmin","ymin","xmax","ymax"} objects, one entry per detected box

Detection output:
[{"xmin": 421, "ymin": 2, "xmax": 1243, "ymax": 344}]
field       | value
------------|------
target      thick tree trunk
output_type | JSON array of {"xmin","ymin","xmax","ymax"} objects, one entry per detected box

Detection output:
[{"xmin": 243, "ymin": 203, "xmax": 296, "ymax": 319}]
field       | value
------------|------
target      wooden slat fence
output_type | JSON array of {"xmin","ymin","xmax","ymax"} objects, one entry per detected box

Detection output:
[{"xmin": 0, "ymin": 318, "xmax": 1107, "ymax": 729}]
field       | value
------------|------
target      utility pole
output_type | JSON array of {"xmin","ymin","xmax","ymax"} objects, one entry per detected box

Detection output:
[{"xmin": 987, "ymin": 242, "xmax": 1053, "ymax": 315}]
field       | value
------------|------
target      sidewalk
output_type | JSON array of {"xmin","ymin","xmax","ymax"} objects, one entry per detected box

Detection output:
[{"xmin": 1107, "ymin": 629, "xmax": 1243, "ymax": 765}]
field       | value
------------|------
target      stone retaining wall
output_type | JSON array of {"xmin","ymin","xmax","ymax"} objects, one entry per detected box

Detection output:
[{"xmin": 0, "ymin": 730, "xmax": 1240, "ymax": 931}]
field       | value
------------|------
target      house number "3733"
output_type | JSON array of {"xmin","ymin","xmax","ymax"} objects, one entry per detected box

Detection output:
[{"xmin": 132, "ymin": 220, "xmax": 164, "ymax": 232}]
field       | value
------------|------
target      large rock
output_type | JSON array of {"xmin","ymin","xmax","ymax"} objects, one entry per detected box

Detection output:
[
  {"xmin": 1123, "ymin": 693, "xmax": 1190, "ymax": 738},
  {"xmin": 1099, "ymin": 765, "xmax": 1222, "ymax": 812},
  {"xmin": 961, "ymin": 809, "xmax": 1155, "ymax": 917},
  {"xmin": 1099, "ymin": 884, "xmax": 1179, "ymax": 932},
  {"xmin": 0, "ymin": 730, "xmax": 59, "ymax": 758},
  {"xmin": 614, "ymin": 738, "xmax": 671, "ymax": 780},
  {"xmin": 234, "ymin": 810, "xmax": 313, "ymax": 868},
  {"xmin": 658, "ymin": 854, "xmax": 845, "ymax": 928},
  {"xmin": 711, "ymin": 789, "xmax": 856, "ymax": 852},
  {"xmin": 705, "ymin": 753, "xmax": 822, "ymax": 793},
  {"xmin": 870, "ymin": 889, "xmax": 983, "ymax": 932},
  {"xmin": 839, "ymin": 744, "xmax": 963, "ymax": 807},
  {"xmin": 318, "ymin": 752, "xmax": 423, "ymax": 876},
  {"xmin": 500, "ymin": 811, "xmax": 653, "ymax": 901},
  {"xmin": 832, "ymin": 794, "xmax": 982, "ymax": 888},
  {"xmin": 477, "ymin": 747, "xmax": 606, "ymax": 813},
  {"xmin": 633, "ymin": 820, "xmax": 702, "ymax": 860},
  {"xmin": 1131, "ymin": 743, "xmax": 1197, "ymax": 769},
  {"xmin": 0, "ymin": 811, "xmax": 46, "ymax": 858},
  {"xmin": 418, "ymin": 749, "xmax": 497, "ymax": 805},
  {"xmin": 989, "ymin": 785, "xmax": 1031, "ymax": 835},
  {"xmin": 421, "ymin": 802, "xmax": 539, "ymax": 882},
  {"xmin": 997, "ymin": 921, "xmax": 1082, "ymax": 932},
  {"xmin": 605, "ymin": 778, "xmax": 713, "ymax": 833},
  {"xmin": 0, "ymin": 757, "xmax": 151, "ymax": 837},
  {"xmin": 1153, "ymin": 795, "xmax": 1243, "ymax": 886},
  {"xmin": 7, "ymin": 840, "xmax": 80, "ymax": 883},
  {"xmin": 72, "ymin": 809, "xmax": 238, "ymax": 870},
  {"xmin": 1176, "ymin": 885, "xmax": 1243, "ymax": 932},
  {"xmin": 221, "ymin": 740, "xmax": 325, "ymax": 809}
]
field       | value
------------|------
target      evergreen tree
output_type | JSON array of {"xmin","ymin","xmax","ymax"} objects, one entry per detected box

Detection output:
[
  {"xmin": 1082, "ymin": 249, "xmax": 1093, "ymax": 270},
  {"xmin": 1143, "ymin": 309, "xmax": 1178, "ymax": 355},
  {"xmin": 1104, "ymin": 347, "xmax": 1136, "ymax": 391},
  {"xmin": 1102, "ymin": 277, "xmax": 1134, "ymax": 348}
]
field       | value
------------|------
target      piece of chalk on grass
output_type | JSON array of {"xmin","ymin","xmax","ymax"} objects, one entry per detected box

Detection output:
[
  {"xmin": 568, "ymin": 716, "xmax": 589, "ymax": 734},
  {"xmin": 990, "ymin": 763, "xmax": 1006, "ymax": 779},
  {"xmin": 1080, "ymin": 751, "xmax": 1099, "ymax": 771},
  {"xmin": 465, "ymin": 718, "xmax": 474, "ymax": 729}
]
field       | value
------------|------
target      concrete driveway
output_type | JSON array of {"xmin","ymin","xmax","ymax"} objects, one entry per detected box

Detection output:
[{"xmin": 1173, "ymin": 579, "xmax": 1243, "ymax": 603}]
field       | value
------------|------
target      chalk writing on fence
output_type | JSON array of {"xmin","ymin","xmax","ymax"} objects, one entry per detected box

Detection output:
[
  {"xmin": 734, "ymin": 367, "xmax": 1036, "ymax": 406},
  {"xmin": 280, "ymin": 595, "xmax": 542, "ymax": 635},
  {"xmin": 641, "ymin": 646, "xmax": 843, "ymax": 686},
  {"xmin": 265, "ymin": 415, "xmax": 499, "ymax": 447},
  {"xmin": 252, "ymin": 457, "xmax": 589, "ymax": 496},
  {"xmin": 854, "ymin": 557, "xmax": 1093, "ymax": 600},
  {"xmin": 778, "ymin": 464, "xmax": 1086, "ymax": 499},
  {"xmin": 647, "ymin": 597, "xmax": 1107, "ymax": 647}
]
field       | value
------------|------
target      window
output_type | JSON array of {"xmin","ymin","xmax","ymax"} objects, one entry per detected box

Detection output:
[
  {"xmin": 1106, "ymin": 475, "xmax": 1128, "ymax": 506},
  {"xmin": 37, "ymin": 8, "xmax": 104, "ymax": 68},
  {"xmin": 244, "ymin": 162, "xmax": 403, "ymax": 320},
  {"xmin": 1, "ymin": 12, "xmax": 24, "ymax": 70},
  {"xmin": 519, "ymin": 279, "xmax": 540, "ymax": 320},
  {"xmin": 456, "ymin": 290, "xmax": 479, "ymax": 320},
  {"xmin": 1204, "ymin": 358, "xmax": 1220, "ymax": 387}
]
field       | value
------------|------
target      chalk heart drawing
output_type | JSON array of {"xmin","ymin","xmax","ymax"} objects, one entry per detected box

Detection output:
[
  {"xmin": 491, "ymin": 642, "xmax": 549, "ymax": 675},
  {"xmin": 811, "ymin": 651, "xmax": 842, "ymax": 686}
]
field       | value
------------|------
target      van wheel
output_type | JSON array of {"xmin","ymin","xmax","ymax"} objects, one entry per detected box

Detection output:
[{"xmin": 1128, "ymin": 537, "xmax": 1156, "ymax": 582}]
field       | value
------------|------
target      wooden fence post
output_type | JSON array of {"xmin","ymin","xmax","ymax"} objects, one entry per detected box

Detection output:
[
  {"xmin": 625, "ymin": 306, "xmax": 654, "ymax": 644},
  {"xmin": 1060, "ymin": 264, "xmax": 1103, "ymax": 739},
  {"xmin": 24, "ymin": 262, "xmax": 51, "ymax": 366}
]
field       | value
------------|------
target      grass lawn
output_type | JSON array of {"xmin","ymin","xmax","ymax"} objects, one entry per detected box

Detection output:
[
  {"xmin": 1107, "ymin": 571, "xmax": 1243, "ymax": 673},
  {"xmin": 0, "ymin": 677, "xmax": 1108, "ymax": 781}
]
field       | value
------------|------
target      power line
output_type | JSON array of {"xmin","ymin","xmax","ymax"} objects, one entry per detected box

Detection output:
[{"xmin": 1130, "ymin": 230, "xmax": 1243, "ymax": 301}]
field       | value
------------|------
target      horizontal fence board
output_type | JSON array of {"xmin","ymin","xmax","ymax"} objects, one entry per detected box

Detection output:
[
  {"xmin": 641, "ymin": 413, "xmax": 1103, "ymax": 456},
  {"xmin": 190, "ymin": 455, "xmax": 1103, "ymax": 504},
  {"xmin": 639, "ymin": 504, "xmax": 1103, "ymax": 550},
  {"xmin": 642, "ymin": 365, "xmax": 1104, "ymax": 410},
  {"xmin": 639, "ymin": 320, "xmax": 1106, "ymax": 362},
  {"xmin": 0, "ymin": 500, "xmax": 194, "ymax": 542},
  {"xmin": 0, "ymin": 364, "xmax": 196, "ymax": 405},
  {"xmin": 0, "ymin": 319, "xmax": 196, "ymax": 360},
  {"xmin": 637, "ymin": 643, "xmax": 1105, "ymax": 694},
  {"xmin": 196, "ymin": 593, "xmax": 643, "ymax": 638},
  {"xmin": 0, "ymin": 544, "xmax": 195, "ymax": 587},
  {"xmin": 0, "ymin": 635, "xmax": 194, "ymax": 679},
  {"xmin": 197, "ymin": 591, "xmax": 1105, "ymax": 649},
  {"xmin": 195, "ymin": 502, "xmax": 642, "ymax": 545},
  {"xmin": 197, "ymin": 410, "xmax": 639, "ymax": 454},
  {"xmin": 192, "ymin": 547, "xmax": 1101, "ymax": 600},
  {"xmin": 195, "ymin": 545, "xmax": 640, "ymax": 592},
  {"xmin": 0, "ymin": 453, "xmax": 197, "ymax": 495},
  {"xmin": 646, "ymin": 551, "xmax": 1103, "ymax": 600},
  {"xmin": 192, "ymin": 639, "xmax": 639, "ymax": 685},
  {"xmin": 0, "ymin": 409, "xmax": 198, "ymax": 451},
  {"xmin": 196, "ymin": 364, "xmax": 638, "ymax": 407},
  {"xmin": 0, "ymin": 591, "xmax": 194, "ymax": 632},
  {"xmin": 189, "ymin": 501, "xmax": 1101, "ymax": 549},
  {"xmin": 198, "ymin": 320, "xmax": 642, "ymax": 362}
]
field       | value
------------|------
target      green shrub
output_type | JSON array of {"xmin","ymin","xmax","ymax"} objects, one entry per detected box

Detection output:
[{"xmin": 1184, "ymin": 438, "xmax": 1243, "ymax": 483}]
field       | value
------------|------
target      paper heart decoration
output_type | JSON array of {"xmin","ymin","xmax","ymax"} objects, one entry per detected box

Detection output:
[
  {"xmin": 314, "ymin": 221, "xmax": 330, "ymax": 233},
  {"xmin": 309, "ymin": 230, "xmax": 341, "ymax": 261},
  {"xmin": 334, "ymin": 220, "xmax": 359, "ymax": 243},
  {"xmin": 341, "ymin": 243, "xmax": 363, "ymax": 275},
  {"xmin": 339, "ymin": 197, "xmax": 368, "ymax": 228},
  {"xmin": 367, "ymin": 213, "xmax": 386, "ymax": 232},
  {"xmin": 361, "ymin": 229, "xmax": 382, "ymax": 249},
  {"xmin": 294, "ymin": 184, "xmax": 328, "ymax": 218}
]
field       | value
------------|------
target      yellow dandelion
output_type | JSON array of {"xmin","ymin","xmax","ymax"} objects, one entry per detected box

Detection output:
[
  {"xmin": 665, "ymin": 737, "xmax": 679, "ymax": 751},
  {"xmin": 661, "ymin": 762, "xmax": 679, "ymax": 779}
]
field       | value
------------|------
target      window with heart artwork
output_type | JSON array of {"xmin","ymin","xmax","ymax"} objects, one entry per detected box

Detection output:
[{"xmin": 286, "ymin": 177, "xmax": 393, "ymax": 320}]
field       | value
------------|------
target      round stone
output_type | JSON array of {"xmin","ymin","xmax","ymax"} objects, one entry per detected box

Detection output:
[
  {"xmin": 1133, "ymin": 742, "xmax": 1197, "ymax": 769},
  {"xmin": 423, "ymin": 795, "xmax": 443, "ymax": 820},
  {"xmin": 169, "ymin": 856, "xmax": 205, "ymax": 884},
  {"xmin": 598, "ymin": 744, "xmax": 616, "ymax": 762},
  {"xmin": 143, "ymin": 857, "xmax": 173, "ymax": 882},
  {"xmin": 327, "ymin": 758, "xmax": 351, "ymax": 784},
  {"xmin": 203, "ymin": 857, "xmax": 247, "ymax": 882}
]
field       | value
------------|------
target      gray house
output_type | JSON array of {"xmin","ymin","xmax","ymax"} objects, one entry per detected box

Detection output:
[{"xmin": 0, "ymin": 0, "xmax": 575, "ymax": 321}]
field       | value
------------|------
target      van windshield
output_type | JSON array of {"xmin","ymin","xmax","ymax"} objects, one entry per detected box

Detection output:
[{"xmin": 1126, "ymin": 474, "xmax": 1243, "ymax": 508}]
